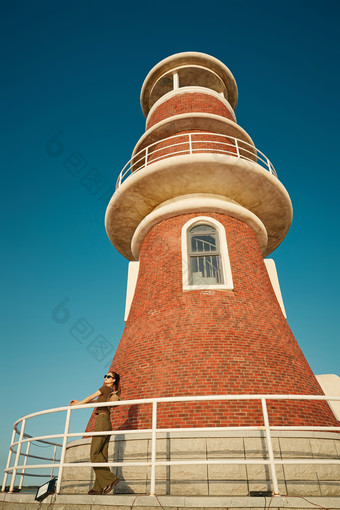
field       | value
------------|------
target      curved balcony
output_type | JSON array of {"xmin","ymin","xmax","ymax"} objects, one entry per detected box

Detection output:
[
  {"xmin": 116, "ymin": 132, "xmax": 277, "ymax": 190},
  {"xmin": 140, "ymin": 52, "xmax": 238, "ymax": 116},
  {"xmin": 2, "ymin": 395, "xmax": 340, "ymax": 497}
]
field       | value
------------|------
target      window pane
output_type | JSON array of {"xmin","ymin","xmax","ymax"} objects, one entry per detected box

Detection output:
[
  {"xmin": 190, "ymin": 257, "xmax": 198, "ymax": 275},
  {"xmin": 190, "ymin": 255, "xmax": 222, "ymax": 284},
  {"xmin": 189, "ymin": 225, "xmax": 215, "ymax": 233},
  {"xmin": 186, "ymin": 222, "xmax": 226, "ymax": 287},
  {"xmin": 191, "ymin": 234, "xmax": 217, "ymax": 253}
]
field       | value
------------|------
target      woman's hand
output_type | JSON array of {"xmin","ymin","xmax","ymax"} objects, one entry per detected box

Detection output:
[{"xmin": 68, "ymin": 391, "xmax": 101, "ymax": 407}]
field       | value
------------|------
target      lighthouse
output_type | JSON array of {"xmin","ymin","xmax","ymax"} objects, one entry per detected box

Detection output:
[
  {"xmin": 80, "ymin": 52, "xmax": 339, "ymax": 496},
  {"xmin": 92, "ymin": 51, "xmax": 336, "ymax": 427}
]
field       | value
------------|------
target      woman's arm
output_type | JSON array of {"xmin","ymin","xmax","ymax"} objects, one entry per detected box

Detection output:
[{"xmin": 69, "ymin": 390, "xmax": 101, "ymax": 406}]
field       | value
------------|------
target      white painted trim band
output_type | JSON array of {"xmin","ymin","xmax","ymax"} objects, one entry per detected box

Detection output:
[
  {"xmin": 133, "ymin": 112, "xmax": 255, "ymax": 160},
  {"xmin": 131, "ymin": 195, "xmax": 268, "ymax": 260}
]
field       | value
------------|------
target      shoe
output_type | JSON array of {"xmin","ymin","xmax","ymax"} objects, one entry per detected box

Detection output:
[
  {"xmin": 103, "ymin": 478, "xmax": 120, "ymax": 495},
  {"xmin": 88, "ymin": 489, "xmax": 103, "ymax": 495}
]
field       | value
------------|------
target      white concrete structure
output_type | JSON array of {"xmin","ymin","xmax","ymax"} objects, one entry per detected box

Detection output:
[{"xmin": 316, "ymin": 374, "xmax": 340, "ymax": 421}]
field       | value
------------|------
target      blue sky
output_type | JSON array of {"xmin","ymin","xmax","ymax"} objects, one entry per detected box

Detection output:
[{"xmin": 1, "ymin": 0, "xmax": 339, "ymax": 480}]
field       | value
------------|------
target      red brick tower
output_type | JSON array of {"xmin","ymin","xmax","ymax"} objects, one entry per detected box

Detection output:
[{"xmin": 86, "ymin": 52, "xmax": 337, "ymax": 433}]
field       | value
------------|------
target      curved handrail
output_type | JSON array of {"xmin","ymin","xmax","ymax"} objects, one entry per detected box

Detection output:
[
  {"xmin": 2, "ymin": 394, "xmax": 340, "ymax": 497},
  {"xmin": 115, "ymin": 132, "xmax": 277, "ymax": 190},
  {"xmin": 10, "ymin": 393, "xmax": 340, "ymax": 428}
]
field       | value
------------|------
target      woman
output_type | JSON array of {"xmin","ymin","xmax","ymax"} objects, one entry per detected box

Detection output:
[{"xmin": 70, "ymin": 371, "xmax": 120, "ymax": 495}]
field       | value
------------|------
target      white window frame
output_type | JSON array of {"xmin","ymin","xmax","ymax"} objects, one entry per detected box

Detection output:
[{"xmin": 181, "ymin": 216, "xmax": 234, "ymax": 291}]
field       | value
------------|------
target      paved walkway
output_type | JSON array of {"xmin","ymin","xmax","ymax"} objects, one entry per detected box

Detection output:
[{"xmin": 1, "ymin": 493, "xmax": 340, "ymax": 509}]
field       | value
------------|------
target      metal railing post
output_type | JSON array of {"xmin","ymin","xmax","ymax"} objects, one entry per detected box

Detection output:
[
  {"xmin": 150, "ymin": 401, "xmax": 157, "ymax": 496},
  {"xmin": 261, "ymin": 398, "xmax": 279, "ymax": 495},
  {"xmin": 116, "ymin": 171, "xmax": 122, "ymax": 190},
  {"xmin": 188, "ymin": 133, "xmax": 192, "ymax": 155},
  {"xmin": 235, "ymin": 137, "xmax": 240, "ymax": 158},
  {"xmin": 145, "ymin": 146, "xmax": 148, "ymax": 167},
  {"xmin": 18, "ymin": 441, "xmax": 31, "ymax": 490},
  {"xmin": 173, "ymin": 72, "xmax": 179, "ymax": 90},
  {"xmin": 2, "ymin": 428, "xmax": 16, "ymax": 491},
  {"xmin": 56, "ymin": 408, "xmax": 71, "ymax": 494},
  {"xmin": 50, "ymin": 444, "xmax": 58, "ymax": 479},
  {"xmin": 9, "ymin": 419, "xmax": 26, "ymax": 493}
]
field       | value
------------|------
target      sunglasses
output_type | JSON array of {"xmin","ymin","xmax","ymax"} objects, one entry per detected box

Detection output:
[{"xmin": 104, "ymin": 375, "xmax": 114, "ymax": 379}]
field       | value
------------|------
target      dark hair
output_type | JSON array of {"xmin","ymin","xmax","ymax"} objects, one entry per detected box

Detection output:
[{"xmin": 109, "ymin": 371, "xmax": 120, "ymax": 392}]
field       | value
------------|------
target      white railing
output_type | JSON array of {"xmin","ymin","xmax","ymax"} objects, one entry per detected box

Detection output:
[
  {"xmin": 2, "ymin": 394, "xmax": 340, "ymax": 497},
  {"xmin": 115, "ymin": 132, "xmax": 277, "ymax": 190}
]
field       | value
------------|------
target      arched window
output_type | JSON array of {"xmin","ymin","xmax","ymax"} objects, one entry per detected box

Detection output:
[
  {"xmin": 188, "ymin": 224, "xmax": 222, "ymax": 285},
  {"xmin": 182, "ymin": 217, "xmax": 233, "ymax": 290}
]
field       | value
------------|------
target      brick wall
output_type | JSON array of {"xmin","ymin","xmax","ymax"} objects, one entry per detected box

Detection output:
[
  {"xmin": 86, "ymin": 214, "xmax": 338, "ymax": 433},
  {"xmin": 147, "ymin": 92, "xmax": 235, "ymax": 129}
]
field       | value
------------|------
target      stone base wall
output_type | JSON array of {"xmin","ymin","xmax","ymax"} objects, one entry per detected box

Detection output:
[{"xmin": 60, "ymin": 431, "xmax": 340, "ymax": 497}]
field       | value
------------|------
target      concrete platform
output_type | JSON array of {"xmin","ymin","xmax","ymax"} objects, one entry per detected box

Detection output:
[{"xmin": 1, "ymin": 493, "xmax": 340, "ymax": 510}]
